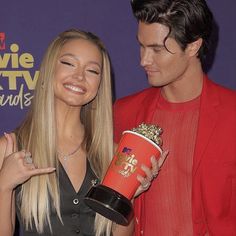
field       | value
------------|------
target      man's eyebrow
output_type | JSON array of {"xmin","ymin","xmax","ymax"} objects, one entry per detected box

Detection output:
[
  {"xmin": 147, "ymin": 43, "xmax": 165, "ymax": 48},
  {"xmin": 136, "ymin": 36, "xmax": 164, "ymax": 48},
  {"xmin": 138, "ymin": 41, "xmax": 165, "ymax": 48}
]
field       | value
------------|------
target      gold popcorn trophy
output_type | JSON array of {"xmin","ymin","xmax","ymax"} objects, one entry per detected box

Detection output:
[{"xmin": 84, "ymin": 123, "xmax": 163, "ymax": 225}]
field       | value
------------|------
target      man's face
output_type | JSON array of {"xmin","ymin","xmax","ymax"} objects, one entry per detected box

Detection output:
[{"xmin": 137, "ymin": 22, "xmax": 192, "ymax": 88}]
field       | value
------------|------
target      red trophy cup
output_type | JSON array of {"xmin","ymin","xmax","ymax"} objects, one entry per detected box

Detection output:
[{"xmin": 84, "ymin": 123, "xmax": 163, "ymax": 225}]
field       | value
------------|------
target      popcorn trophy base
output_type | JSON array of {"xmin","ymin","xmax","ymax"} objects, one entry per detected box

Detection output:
[{"xmin": 84, "ymin": 184, "xmax": 133, "ymax": 226}]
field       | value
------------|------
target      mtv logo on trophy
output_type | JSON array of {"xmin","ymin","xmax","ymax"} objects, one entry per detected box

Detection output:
[{"xmin": 0, "ymin": 32, "xmax": 6, "ymax": 50}]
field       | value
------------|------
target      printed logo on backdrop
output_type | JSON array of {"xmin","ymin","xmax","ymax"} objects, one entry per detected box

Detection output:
[
  {"xmin": 0, "ymin": 33, "xmax": 39, "ymax": 109},
  {"xmin": 0, "ymin": 33, "xmax": 6, "ymax": 50}
]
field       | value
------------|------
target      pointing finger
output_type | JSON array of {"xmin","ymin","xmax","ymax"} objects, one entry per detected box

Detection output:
[{"xmin": 29, "ymin": 167, "xmax": 56, "ymax": 176}]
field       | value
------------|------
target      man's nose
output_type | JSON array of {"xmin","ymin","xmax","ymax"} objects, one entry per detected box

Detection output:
[{"xmin": 140, "ymin": 49, "xmax": 153, "ymax": 67}]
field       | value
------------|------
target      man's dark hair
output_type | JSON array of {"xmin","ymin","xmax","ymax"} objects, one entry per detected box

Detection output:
[{"xmin": 131, "ymin": 0, "xmax": 213, "ymax": 62}]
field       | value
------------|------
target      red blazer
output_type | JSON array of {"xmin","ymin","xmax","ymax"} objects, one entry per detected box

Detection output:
[{"xmin": 114, "ymin": 76, "xmax": 236, "ymax": 235}]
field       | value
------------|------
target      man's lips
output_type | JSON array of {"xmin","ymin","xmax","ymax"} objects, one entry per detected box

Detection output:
[{"xmin": 144, "ymin": 68, "xmax": 160, "ymax": 75}]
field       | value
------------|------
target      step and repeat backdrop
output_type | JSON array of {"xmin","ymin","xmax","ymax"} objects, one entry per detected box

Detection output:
[{"xmin": 1, "ymin": 0, "xmax": 236, "ymax": 136}]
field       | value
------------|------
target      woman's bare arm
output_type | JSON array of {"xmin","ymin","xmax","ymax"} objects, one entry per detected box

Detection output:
[{"xmin": 0, "ymin": 133, "xmax": 16, "ymax": 236}]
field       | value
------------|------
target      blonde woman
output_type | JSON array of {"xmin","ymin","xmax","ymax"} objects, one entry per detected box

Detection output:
[{"xmin": 0, "ymin": 29, "xmax": 127, "ymax": 236}]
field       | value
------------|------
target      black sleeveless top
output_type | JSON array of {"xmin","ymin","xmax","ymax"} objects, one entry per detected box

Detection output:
[{"xmin": 15, "ymin": 160, "xmax": 99, "ymax": 236}]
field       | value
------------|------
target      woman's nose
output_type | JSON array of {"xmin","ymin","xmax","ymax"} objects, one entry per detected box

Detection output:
[{"xmin": 73, "ymin": 68, "xmax": 84, "ymax": 80}]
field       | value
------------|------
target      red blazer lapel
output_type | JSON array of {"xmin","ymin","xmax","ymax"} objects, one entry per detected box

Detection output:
[
  {"xmin": 135, "ymin": 88, "xmax": 161, "ymax": 125},
  {"xmin": 193, "ymin": 77, "xmax": 219, "ymax": 176}
]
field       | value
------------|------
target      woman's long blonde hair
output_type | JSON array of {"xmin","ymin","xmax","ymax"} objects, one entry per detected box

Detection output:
[{"xmin": 17, "ymin": 29, "xmax": 114, "ymax": 235}]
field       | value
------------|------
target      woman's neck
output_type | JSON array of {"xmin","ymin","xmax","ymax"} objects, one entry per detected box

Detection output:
[{"xmin": 55, "ymin": 104, "xmax": 84, "ymax": 141}]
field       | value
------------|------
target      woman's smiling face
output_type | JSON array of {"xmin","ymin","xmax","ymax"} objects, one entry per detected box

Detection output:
[{"xmin": 53, "ymin": 38, "xmax": 102, "ymax": 108}]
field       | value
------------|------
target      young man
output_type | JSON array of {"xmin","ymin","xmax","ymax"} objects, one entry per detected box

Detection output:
[{"xmin": 114, "ymin": 0, "xmax": 236, "ymax": 235}]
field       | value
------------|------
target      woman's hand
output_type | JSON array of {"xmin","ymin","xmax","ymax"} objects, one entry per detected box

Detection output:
[
  {"xmin": 133, "ymin": 150, "xmax": 169, "ymax": 198},
  {"xmin": 0, "ymin": 133, "xmax": 56, "ymax": 192}
]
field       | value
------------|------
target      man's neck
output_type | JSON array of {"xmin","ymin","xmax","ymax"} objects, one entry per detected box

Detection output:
[{"xmin": 161, "ymin": 63, "xmax": 204, "ymax": 103}]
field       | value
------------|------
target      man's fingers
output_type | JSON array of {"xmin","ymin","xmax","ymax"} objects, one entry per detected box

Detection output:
[
  {"xmin": 4, "ymin": 132, "xmax": 14, "ymax": 157},
  {"xmin": 151, "ymin": 155, "xmax": 159, "ymax": 170},
  {"xmin": 141, "ymin": 164, "xmax": 153, "ymax": 182},
  {"xmin": 158, "ymin": 150, "xmax": 169, "ymax": 168},
  {"xmin": 150, "ymin": 155, "xmax": 159, "ymax": 177}
]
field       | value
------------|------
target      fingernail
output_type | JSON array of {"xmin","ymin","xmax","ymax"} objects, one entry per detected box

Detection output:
[
  {"xmin": 25, "ymin": 151, "xmax": 31, "ymax": 156},
  {"xmin": 4, "ymin": 132, "xmax": 8, "ymax": 138},
  {"xmin": 164, "ymin": 150, "xmax": 169, "ymax": 155},
  {"xmin": 136, "ymin": 174, "xmax": 142, "ymax": 181},
  {"xmin": 151, "ymin": 156, "xmax": 155, "ymax": 162}
]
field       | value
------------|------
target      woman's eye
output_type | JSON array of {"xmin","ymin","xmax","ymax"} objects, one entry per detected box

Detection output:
[
  {"xmin": 60, "ymin": 60, "xmax": 74, "ymax": 67},
  {"xmin": 87, "ymin": 69, "xmax": 100, "ymax": 75}
]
